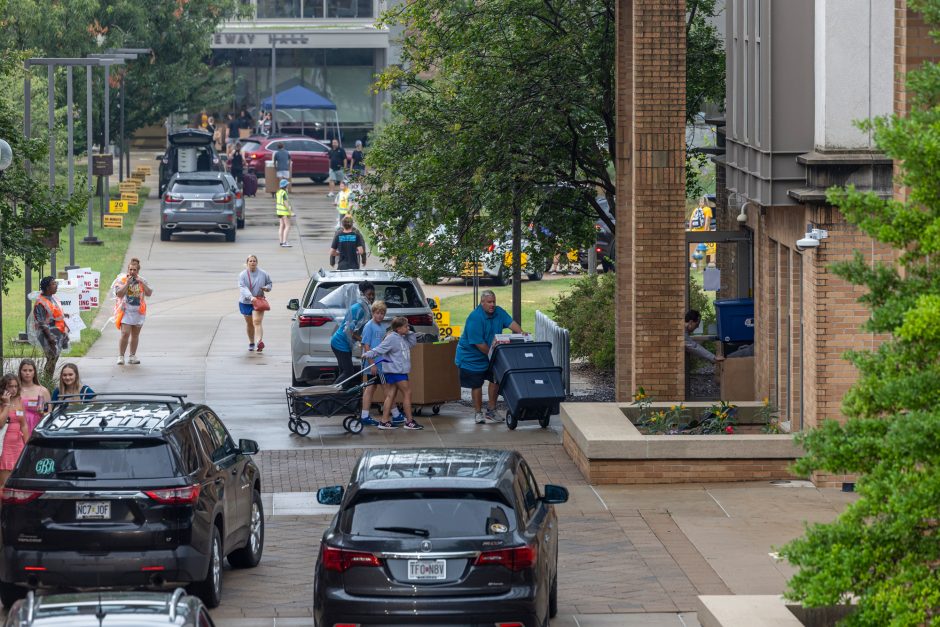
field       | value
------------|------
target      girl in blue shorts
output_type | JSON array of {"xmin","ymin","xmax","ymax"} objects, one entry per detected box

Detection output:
[{"xmin": 361, "ymin": 316, "xmax": 423, "ymax": 430}]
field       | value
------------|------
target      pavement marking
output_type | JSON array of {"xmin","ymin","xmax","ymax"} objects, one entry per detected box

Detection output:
[
  {"xmin": 590, "ymin": 485, "xmax": 609, "ymax": 511},
  {"xmin": 705, "ymin": 489, "xmax": 732, "ymax": 518}
]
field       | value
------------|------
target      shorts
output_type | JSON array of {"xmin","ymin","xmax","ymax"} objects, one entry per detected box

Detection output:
[
  {"xmin": 328, "ymin": 168, "xmax": 346, "ymax": 183},
  {"xmin": 239, "ymin": 302, "xmax": 254, "ymax": 316},
  {"xmin": 276, "ymin": 170, "xmax": 290, "ymax": 179},
  {"xmin": 459, "ymin": 368, "xmax": 492, "ymax": 389},
  {"xmin": 384, "ymin": 373, "xmax": 409, "ymax": 384}
]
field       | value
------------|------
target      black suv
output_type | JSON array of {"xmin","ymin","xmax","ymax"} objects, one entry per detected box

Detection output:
[
  {"xmin": 0, "ymin": 394, "xmax": 263, "ymax": 609},
  {"xmin": 314, "ymin": 448, "xmax": 569, "ymax": 627},
  {"xmin": 158, "ymin": 129, "xmax": 224, "ymax": 196}
]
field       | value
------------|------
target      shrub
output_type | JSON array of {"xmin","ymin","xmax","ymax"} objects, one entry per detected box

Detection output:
[{"xmin": 550, "ymin": 273, "xmax": 615, "ymax": 370}]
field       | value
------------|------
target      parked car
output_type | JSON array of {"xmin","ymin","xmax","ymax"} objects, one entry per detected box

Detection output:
[
  {"xmin": 160, "ymin": 171, "xmax": 238, "ymax": 242},
  {"xmin": 579, "ymin": 196, "xmax": 615, "ymax": 273},
  {"xmin": 240, "ymin": 135, "xmax": 348, "ymax": 183},
  {"xmin": 158, "ymin": 129, "xmax": 224, "ymax": 196},
  {"xmin": 0, "ymin": 393, "xmax": 264, "ymax": 609},
  {"xmin": 3, "ymin": 589, "xmax": 216, "ymax": 626},
  {"xmin": 313, "ymin": 448, "xmax": 569, "ymax": 627},
  {"xmin": 288, "ymin": 269, "xmax": 439, "ymax": 386},
  {"xmin": 424, "ymin": 227, "xmax": 544, "ymax": 286},
  {"xmin": 222, "ymin": 172, "xmax": 246, "ymax": 229}
]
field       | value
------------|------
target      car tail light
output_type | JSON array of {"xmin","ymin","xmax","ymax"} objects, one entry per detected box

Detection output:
[
  {"xmin": 596, "ymin": 247, "xmax": 602, "ymax": 253},
  {"xmin": 407, "ymin": 314, "xmax": 433, "ymax": 326},
  {"xmin": 144, "ymin": 485, "xmax": 200, "ymax": 505},
  {"xmin": 23, "ymin": 566, "xmax": 46, "ymax": 572},
  {"xmin": 163, "ymin": 193, "xmax": 183, "ymax": 203},
  {"xmin": 1, "ymin": 488, "xmax": 44, "ymax": 505},
  {"xmin": 495, "ymin": 623, "xmax": 525, "ymax": 627},
  {"xmin": 320, "ymin": 544, "xmax": 381, "ymax": 572},
  {"xmin": 474, "ymin": 545, "xmax": 538, "ymax": 571},
  {"xmin": 250, "ymin": 153, "xmax": 260, "ymax": 159},
  {"xmin": 140, "ymin": 566, "xmax": 165, "ymax": 572},
  {"xmin": 487, "ymin": 243, "xmax": 496, "ymax": 252},
  {"xmin": 299, "ymin": 315, "xmax": 333, "ymax": 328},
  {"xmin": 213, "ymin": 194, "xmax": 233, "ymax": 203},
  {"xmin": 334, "ymin": 624, "xmax": 361, "ymax": 627}
]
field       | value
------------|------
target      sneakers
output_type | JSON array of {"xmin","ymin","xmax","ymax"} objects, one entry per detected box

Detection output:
[
  {"xmin": 474, "ymin": 412, "xmax": 485, "ymax": 424},
  {"xmin": 116, "ymin": 356, "xmax": 125, "ymax": 365},
  {"xmin": 391, "ymin": 413, "xmax": 406, "ymax": 426},
  {"xmin": 128, "ymin": 355, "xmax": 140, "ymax": 365},
  {"xmin": 376, "ymin": 421, "xmax": 397, "ymax": 430},
  {"xmin": 327, "ymin": 192, "xmax": 335, "ymax": 198},
  {"xmin": 249, "ymin": 343, "xmax": 255, "ymax": 351},
  {"xmin": 485, "ymin": 408, "xmax": 504, "ymax": 424},
  {"xmin": 360, "ymin": 417, "xmax": 380, "ymax": 427},
  {"xmin": 257, "ymin": 341, "xmax": 265, "ymax": 353},
  {"xmin": 281, "ymin": 242, "xmax": 292, "ymax": 248},
  {"xmin": 404, "ymin": 420, "xmax": 424, "ymax": 430}
]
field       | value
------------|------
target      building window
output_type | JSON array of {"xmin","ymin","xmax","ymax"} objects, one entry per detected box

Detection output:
[
  {"xmin": 257, "ymin": 0, "xmax": 300, "ymax": 18},
  {"xmin": 254, "ymin": 0, "xmax": 374, "ymax": 19},
  {"xmin": 326, "ymin": 0, "xmax": 373, "ymax": 18}
]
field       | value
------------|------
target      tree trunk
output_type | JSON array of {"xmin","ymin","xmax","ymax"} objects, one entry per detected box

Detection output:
[{"xmin": 512, "ymin": 190, "xmax": 522, "ymax": 324}]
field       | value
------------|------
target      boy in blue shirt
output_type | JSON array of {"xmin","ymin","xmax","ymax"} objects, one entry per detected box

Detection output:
[
  {"xmin": 330, "ymin": 281, "xmax": 374, "ymax": 388},
  {"xmin": 454, "ymin": 290, "xmax": 524, "ymax": 424}
]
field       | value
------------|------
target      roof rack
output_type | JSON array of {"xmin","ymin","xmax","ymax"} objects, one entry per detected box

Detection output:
[{"xmin": 47, "ymin": 392, "xmax": 188, "ymax": 411}]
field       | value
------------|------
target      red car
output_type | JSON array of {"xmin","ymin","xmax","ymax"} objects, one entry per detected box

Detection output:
[{"xmin": 239, "ymin": 135, "xmax": 342, "ymax": 183}]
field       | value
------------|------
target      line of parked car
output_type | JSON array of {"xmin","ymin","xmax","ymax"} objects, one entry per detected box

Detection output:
[{"xmin": 0, "ymin": 392, "xmax": 569, "ymax": 626}]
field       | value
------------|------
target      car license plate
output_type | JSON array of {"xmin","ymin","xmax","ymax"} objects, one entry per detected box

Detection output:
[
  {"xmin": 407, "ymin": 559, "xmax": 446, "ymax": 580},
  {"xmin": 76, "ymin": 501, "xmax": 111, "ymax": 520},
  {"xmin": 190, "ymin": 201, "xmax": 204, "ymax": 209}
]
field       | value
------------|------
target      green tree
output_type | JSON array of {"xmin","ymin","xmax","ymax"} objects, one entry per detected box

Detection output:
[
  {"xmin": 686, "ymin": 0, "xmax": 726, "ymax": 200},
  {"xmin": 779, "ymin": 2, "xmax": 940, "ymax": 623},
  {"xmin": 0, "ymin": 52, "xmax": 89, "ymax": 293},
  {"xmin": 0, "ymin": 0, "xmax": 249, "ymax": 142}
]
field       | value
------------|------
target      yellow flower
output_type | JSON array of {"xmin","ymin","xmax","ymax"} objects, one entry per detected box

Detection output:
[{"xmin": 763, "ymin": 397, "xmax": 770, "ymax": 405}]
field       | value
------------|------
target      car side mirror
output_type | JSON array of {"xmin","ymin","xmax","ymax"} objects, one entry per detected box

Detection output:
[
  {"xmin": 541, "ymin": 484, "xmax": 569, "ymax": 504},
  {"xmin": 155, "ymin": 155, "xmax": 162, "ymax": 161},
  {"xmin": 317, "ymin": 486, "xmax": 344, "ymax": 505},
  {"xmin": 238, "ymin": 439, "xmax": 259, "ymax": 455},
  {"xmin": 287, "ymin": 298, "xmax": 300, "ymax": 311},
  {"xmin": 427, "ymin": 298, "xmax": 437, "ymax": 310}
]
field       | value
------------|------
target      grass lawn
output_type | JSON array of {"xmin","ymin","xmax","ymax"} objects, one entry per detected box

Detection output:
[
  {"xmin": 2, "ymin": 186, "xmax": 147, "ymax": 361},
  {"xmin": 438, "ymin": 278, "xmax": 580, "ymax": 334}
]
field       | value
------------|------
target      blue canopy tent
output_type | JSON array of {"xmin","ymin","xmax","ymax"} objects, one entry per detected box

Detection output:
[{"xmin": 261, "ymin": 85, "xmax": 341, "ymax": 141}]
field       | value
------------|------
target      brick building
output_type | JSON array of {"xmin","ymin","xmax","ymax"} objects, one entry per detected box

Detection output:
[{"xmin": 614, "ymin": 1, "xmax": 938, "ymax": 436}]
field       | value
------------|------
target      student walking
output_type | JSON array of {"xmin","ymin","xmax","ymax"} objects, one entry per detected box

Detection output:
[
  {"xmin": 111, "ymin": 258, "xmax": 153, "ymax": 365},
  {"xmin": 0, "ymin": 374, "xmax": 31, "ymax": 486},
  {"xmin": 51, "ymin": 363, "xmax": 96, "ymax": 403},
  {"xmin": 31, "ymin": 276, "xmax": 70, "ymax": 380},
  {"xmin": 238, "ymin": 255, "xmax": 273, "ymax": 352},
  {"xmin": 17, "ymin": 359, "xmax": 49, "ymax": 433},
  {"xmin": 330, "ymin": 215, "xmax": 366, "ymax": 270},
  {"xmin": 276, "ymin": 179, "xmax": 294, "ymax": 247},
  {"xmin": 361, "ymin": 316, "xmax": 424, "ymax": 430},
  {"xmin": 327, "ymin": 139, "xmax": 347, "ymax": 197},
  {"xmin": 272, "ymin": 142, "xmax": 291, "ymax": 182}
]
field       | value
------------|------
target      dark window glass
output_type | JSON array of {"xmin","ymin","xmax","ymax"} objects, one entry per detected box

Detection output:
[
  {"xmin": 257, "ymin": 0, "xmax": 301, "ymax": 18},
  {"xmin": 171, "ymin": 181, "xmax": 225, "ymax": 194},
  {"xmin": 173, "ymin": 425, "xmax": 202, "ymax": 475},
  {"xmin": 519, "ymin": 462, "xmax": 540, "ymax": 515},
  {"xmin": 304, "ymin": 0, "xmax": 325, "ymax": 17},
  {"xmin": 193, "ymin": 416, "xmax": 219, "ymax": 461},
  {"xmin": 18, "ymin": 439, "xmax": 178, "ymax": 479},
  {"xmin": 201, "ymin": 413, "xmax": 238, "ymax": 463},
  {"xmin": 240, "ymin": 141, "xmax": 261, "ymax": 153},
  {"xmin": 342, "ymin": 492, "xmax": 515, "ymax": 538},
  {"xmin": 326, "ymin": 0, "xmax": 373, "ymax": 18},
  {"xmin": 311, "ymin": 282, "xmax": 423, "ymax": 308}
]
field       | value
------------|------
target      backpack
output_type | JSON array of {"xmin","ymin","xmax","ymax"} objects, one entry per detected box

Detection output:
[{"xmin": 689, "ymin": 206, "xmax": 706, "ymax": 229}]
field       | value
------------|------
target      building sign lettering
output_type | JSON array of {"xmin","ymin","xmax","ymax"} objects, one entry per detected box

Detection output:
[{"xmin": 212, "ymin": 33, "xmax": 312, "ymax": 48}]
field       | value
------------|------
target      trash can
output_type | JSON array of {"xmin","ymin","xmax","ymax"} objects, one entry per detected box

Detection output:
[
  {"xmin": 490, "ymin": 342, "xmax": 555, "ymax": 388},
  {"xmin": 499, "ymin": 366, "xmax": 565, "ymax": 431},
  {"xmin": 714, "ymin": 298, "xmax": 754, "ymax": 343}
]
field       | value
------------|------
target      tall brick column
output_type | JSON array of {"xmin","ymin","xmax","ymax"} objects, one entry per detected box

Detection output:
[{"xmin": 614, "ymin": 0, "xmax": 687, "ymax": 401}]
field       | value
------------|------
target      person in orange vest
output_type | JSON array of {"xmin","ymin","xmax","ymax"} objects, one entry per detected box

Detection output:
[{"xmin": 32, "ymin": 276, "xmax": 70, "ymax": 380}]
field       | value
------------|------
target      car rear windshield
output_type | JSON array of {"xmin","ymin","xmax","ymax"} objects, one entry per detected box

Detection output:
[
  {"xmin": 311, "ymin": 282, "xmax": 423, "ymax": 309},
  {"xmin": 17, "ymin": 439, "xmax": 179, "ymax": 480},
  {"xmin": 171, "ymin": 180, "xmax": 225, "ymax": 194},
  {"xmin": 341, "ymin": 492, "xmax": 516, "ymax": 538},
  {"xmin": 241, "ymin": 141, "xmax": 261, "ymax": 153}
]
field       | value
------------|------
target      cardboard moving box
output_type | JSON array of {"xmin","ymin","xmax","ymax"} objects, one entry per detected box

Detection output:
[
  {"xmin": 372, "ymin": 341, "xmax": 461, "ymax": 407},
  {"xmin": 718, "ymin": 355, "xmax": 756, "ymax": 401}
]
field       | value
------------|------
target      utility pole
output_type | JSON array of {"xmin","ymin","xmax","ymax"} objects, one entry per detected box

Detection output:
[{"xmin": 511, "ymin": 185, "xmax": 522, "ymax": 325}]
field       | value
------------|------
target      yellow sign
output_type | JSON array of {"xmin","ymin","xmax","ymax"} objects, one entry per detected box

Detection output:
[
  {"xmin": 109, "ymin": 200, "xmax": 128, "ymax": 214},
  {"xmin": 130, "ymin": 173, "xmax": 145, "ymax": 183},
  {"xmin": 119, "ymin": 181, "xmax": 139, "ymax": 194},
  {"xmin": 122, "ymin": 192, "xmax": 139, "ymax": 205},
  {"xmin": 103, "ymin": 215, "xmax": 124, "ymax": 228},
  {"xmin": 136, "ymin": 165, "xmax": 151, "ymax": 176},
  {"xmin": 438, "ymin": 324, "xmax": 462, "ymax": 339},
  {"xmin": 433, "ymin": 310, "xmax": 450, "ymax": 326}
]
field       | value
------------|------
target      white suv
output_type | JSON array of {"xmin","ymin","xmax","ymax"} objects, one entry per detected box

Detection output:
[{"xmin": 287, "ymin": 270, "xmax": 439, "ymax": 386}]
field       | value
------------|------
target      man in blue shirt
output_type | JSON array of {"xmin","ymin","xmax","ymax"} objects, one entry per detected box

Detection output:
[{"xmin": 455, "ymin": 290, "xmax": 524, "ymax": 424}]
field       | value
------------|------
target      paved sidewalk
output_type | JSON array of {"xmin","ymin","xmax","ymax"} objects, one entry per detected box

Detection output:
[{"xmin": 59, "ymin": 167, "xmax": 855, "ymax": 626}]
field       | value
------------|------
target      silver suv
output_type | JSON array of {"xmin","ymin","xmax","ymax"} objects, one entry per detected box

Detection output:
[
  {"xmin": 287, "ymin": 270, "xmax": 439, "ymax": 386},
  {"xmin": 160, "ymin": 172, "xmax": 237, "ymax": 242}
]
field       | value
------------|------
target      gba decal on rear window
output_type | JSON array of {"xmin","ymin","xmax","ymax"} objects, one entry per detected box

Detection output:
[{"xmin": 35, "ymin": 458, "xmax": 55, "ymax": 475}]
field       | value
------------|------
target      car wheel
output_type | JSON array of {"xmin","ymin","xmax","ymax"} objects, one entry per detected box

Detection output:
[
  {"xmin": 225, "ymin": 229, "xmax": 236, "ymax": 243},
  {"xmin": 539, "ymin": 413, "xmax": 551, "ymax": 429},
  {"xmin": 492, "ymin": 268, "xmax": 510, "ymax": 287},
  {"xmin": 527, "ymin": 270, "xmax": 544, "ymax": 281},
  {"xmin": 0, "ymin": 581, "xmax": 25, "ymax": 609},
  {"xmin": 228, "ymin": 490, "xmax": 264, "ymax": 568},
  {"xmin": 160, "ymin": 227, "xmax": 171, "ymax": 242},
  {"xmin": 188, "ymin": 525, "xmax": 222, "ymax": 608},
  {"xmin": 549, "ymin": 573, "xmax": 558, "ymax": 618},
  {"xmin": 237, "ymin": 218, "xmax": 245, "ymax": 229}
]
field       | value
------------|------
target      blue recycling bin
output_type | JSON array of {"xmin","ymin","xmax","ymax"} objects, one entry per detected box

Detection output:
[{"xmin": 714, "ymin": 298, "xmax": 754, "ymax": 342}]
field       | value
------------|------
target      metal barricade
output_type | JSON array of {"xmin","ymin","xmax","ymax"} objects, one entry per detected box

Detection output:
[{"xmin": 534, "ymin": 310, "xmax": 571, "ymax": 394}]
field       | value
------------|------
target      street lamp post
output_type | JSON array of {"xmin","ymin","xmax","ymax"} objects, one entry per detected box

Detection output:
[
  {"xmin": 105, "ymin": 48, "xmax": 151, "ymax": 182},
  {"xmin": 87, "ymin": 55, "xmax": 126, "ymax": 229},
  {"xmin": 0, "ymin": 138, "xmax": 13, "ymax": 365}
]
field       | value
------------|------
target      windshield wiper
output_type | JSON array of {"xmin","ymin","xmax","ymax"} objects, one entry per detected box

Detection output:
[
  {"xmin": 373, "ymin": 526, "xmax": 430, "ymax": 537},
  {"xmin": 54, "ymin": 470, "xmax": 97, "ymax": 478}
]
